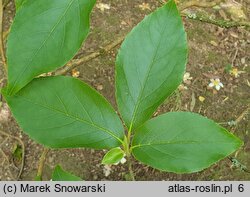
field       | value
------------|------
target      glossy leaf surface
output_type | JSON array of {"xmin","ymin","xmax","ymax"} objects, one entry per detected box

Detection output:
[
  {"xmin": 132, "ymin": 112, "xmax": 242, "ymax": 173},
  {"xmin": 7, "ymin": 0, "xmax": 96, "ymax": 95},
  {"xmin": 116, "ymin": 0, "xmax": 187, "ymax": 130},
  {"xmin": 52, "ymin": 165, "xmax": 82, "ymax": 181},
  {"xmin": 102, "ymin": 147, "xmax": 125, "ymax": 165},
  {"xmin": 3, "ymin": 76, "xmax": 124, "ymax": 149}
]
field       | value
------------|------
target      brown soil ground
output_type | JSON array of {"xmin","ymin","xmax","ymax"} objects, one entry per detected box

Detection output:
[{"xmin": 0, "ymin": 0, "xmax": 249, "ymax": 181}]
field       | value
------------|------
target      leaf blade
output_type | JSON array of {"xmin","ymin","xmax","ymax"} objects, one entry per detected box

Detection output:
[
  {"xmin": 52, "ymin": 165, "xmax": 82, "ymax": 181},
  {"xmin": 7, "ymin": 0, "xmax": 96, "ymax": 95},
  {"xmin": 115, "ymin": 0, "xmax": 188, "ymax": 130},
  {"xmin": 102, "ymin": 147, "xmax": 125, "ymax": 165},
  {"xmin": 3, "ymin": 76, "xmax": 124, "ymax": 149},
  {"xmin": 132, "ymin": 112, "xmax": 243, "ymax": 173}
]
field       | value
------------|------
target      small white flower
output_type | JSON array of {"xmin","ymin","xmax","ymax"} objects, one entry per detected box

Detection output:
[
  {"xmin": 96, "ymin": 3, "xmax": 110, "ymax": 12},
  {"xmin": 71, "ymin": 69, "xmax": 80, "ymax": 78},
  {"xmin": 208, "ymin": 78, "xmax": 224, "ymax": 91}
]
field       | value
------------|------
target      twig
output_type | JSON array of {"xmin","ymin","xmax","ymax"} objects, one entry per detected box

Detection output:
[
  {"xmin": 127, "ymin": 157, "xmax": 135, "ymax": 181},
  {"xmin": 54, "ymin": 35, "xmax": 125, "ymax": 76},
  {"xmin": 3, "ymin": 28, "xmax": 9, "ymax": 40},
  {"xmin": 162, "ymin": 1, "xmax": 250, "ymax": 29},
  {"xmin": 231, "ymin": 48, "xmax": 239, "ymax": 67},
  {"xmin": 0, "ymin": 136, "xmax": 8, "ymax": 147},
  {"xmin": 0, "ymin": 147, "xmax": 20, "ymax": 174},
  {"xmin": 228, "ymin": 157, "xmax": 250, "ymax": 173},
  {"xmin": 36, "ymin": 147, "xmax": 49, "ymax": 181},
  {"xmin": 235, "ymin": 106, "xmax": 249, "ymax": 125},
  {"xmin": 0, "ymin": 148, "xmax": 15, "ymax": 180},
  {"xmin": 183, "ymin": 12, "xmax": 250, "ymax": 28},
  {"xmin": 0, "ymin": 129, "xmax": 25, "ymax": 180},
  {"xmin": 0, "ymin": 0, "xmax": 7, "ymax": 73},
  {"xmin": 159, "ymin": 0, "xmax": 221, "ymax": 10},
  {"xmin": 179, "ymin": 0, "xmax": 221, "ymax": 10},
  {"xmin": 124, "ymin": 135, "xmax": 135, "ymax": 181}
]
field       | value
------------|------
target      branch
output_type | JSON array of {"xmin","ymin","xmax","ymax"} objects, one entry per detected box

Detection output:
[
  {"xmin": 235, "ymin": 106, "xmax": 249, "ymax": 125},
  {"xmin": 0, "ymin": 0, "xmax": 7, "ymax": 73},
  {"xmin": 35, "ymin": 147, "xmax": 49, "ymax": 181},
  {"xmin": 159, "ymin": 0, "xmax": 221, "ymax": 10},
  {"xmin": 0, "ymin": 149, "xmax": 15, "ymax": 180},
  {"xmin": 183, "ymin": 12, "xmax": 250, "ymax": 28},
  {"xmin": 228, "ymin": 157, "xmax": 250, "ymax": 173},
  {"xmin": 3, "ymin": 28, "xmax": 9, "ymax": 40},
  {"xmin": 179, "ymin": 0, "xmax": 222, "ymax": 10},
  {"xmin": 177, "ymin": 0, "xmax": 249, "ymax": 28},
  {"xmin": 54, "ymin": 35, "xmax": 125, "ymax": 76},
  {"xmin": 127, "ymin": 157, "xmax": 135, "ymax": 181},
  {"xmin": 0, "ymin": 129, "xmax": 25, "ymax": 180}
]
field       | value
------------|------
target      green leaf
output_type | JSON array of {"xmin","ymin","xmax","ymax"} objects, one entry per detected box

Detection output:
[
  {"xmin": 52, "ymin": 165, "xmax": 82, "ymax": 181},
  {"xmin": 15, "ymin": 0, "xmax": 26, "ymax": 11},
  {"xmin": 115, "ymin": 0, "xmax": 187, "ymax": 130},
  {"xmin": 12, "ymin": 144, "xmax": 23, "ymax": 161},
  {"xmin": 7, "ymin": 0, "xmax": 96, "ymax": 95},
  {"xmin": 2, "ymin": 76, "xmax": 124, "ymax": 149},
  {"xmin": 132, "ymin": 112, "xmax": 243, "ymax": 173},
  {"xmin": 102, "ymin": 147, "xmax": 125, "ymax": 165}
]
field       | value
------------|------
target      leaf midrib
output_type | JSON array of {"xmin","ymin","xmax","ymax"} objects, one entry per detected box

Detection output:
[
  {"xmin": 19, "ymin": 95, "xmax": 123, "ymax": 144},
  {"xmin": 9, "ymin": 0, "xmax": 76, "ymax": 95},
  {"xmin": 131, "ymin": 140, "xmax": 239, "ymax": 150},
  {"xmin": 127, "ymin": 4, "xmax": 174, "ymax": 130}
]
